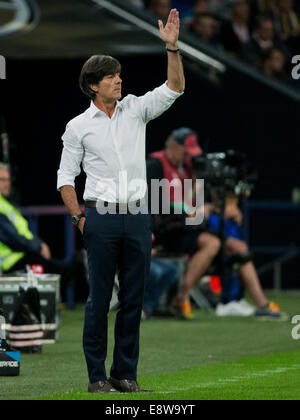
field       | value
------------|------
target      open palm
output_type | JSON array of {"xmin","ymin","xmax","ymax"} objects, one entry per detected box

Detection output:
[{"xmin": 158, "ymin": 9, "xmax": 180, "ymax": 47}]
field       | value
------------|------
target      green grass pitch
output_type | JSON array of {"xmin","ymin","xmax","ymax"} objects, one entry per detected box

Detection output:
[{"xmin": 0, "ymin": 292, "xmax": 299, "ymax": 400}]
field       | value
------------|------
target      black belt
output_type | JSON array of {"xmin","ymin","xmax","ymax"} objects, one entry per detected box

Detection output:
[{"xmin": 85, "ymin": 199, "xmax": 142, "ymax": 212}]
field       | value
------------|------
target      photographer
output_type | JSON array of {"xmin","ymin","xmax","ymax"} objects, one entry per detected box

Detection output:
[
  {"xmin": 206, "ymin": 189, "xmax": 279, "ymax": 317},
  {"xmin": 147, "ymin": 127, "xmax": 221, "ymax": 319},
  {"xmin": 147, "ymin": 129, "xmax": 283, "ymax": 319},
  {"xmin": 187, "ymin": 151, "xmax": 284, "ymax": 319}
]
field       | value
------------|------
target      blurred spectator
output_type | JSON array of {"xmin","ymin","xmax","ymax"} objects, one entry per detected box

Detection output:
[
  {"xmin": 219, "ymin": 0, "xmax": 252, "ymax": 56},
  {"xmin": 193, "ymin": 0, "xmax": 210, "ymax": 14},
  {"xmin": 272, "ymin": 0, "xmax": 300, "ymax": 53},
  {"xmin": 240, "ymin": 13, "xmax": 290, "ymax": 68},
  {"xmin": 147, "ymin": 0, "xmax": 171, "ymax": 19},
  {"xmin": 186, "ymin": 0, "xmax": 210, "ymax": 29},
  {"xmin": 142, "ymin": 239, "xmax": 179, "ymax": 320},
  {"xmin": 0, "ymin": 162, "xmax": 86, "ymax": 304},
  {"xmin": 261, "ymin": 47, "xmax": 288, "ymax": 81},
  {"xmin": 190, "ymin": 12, "xmax": 221, "ymax": 46},
  {"xmin": 252, "ymin": 0, "xmax": 276, "ymax": 12},
  {"xmin": 206, "ymin": 191, "xmax": 284, "ymax": 318}
]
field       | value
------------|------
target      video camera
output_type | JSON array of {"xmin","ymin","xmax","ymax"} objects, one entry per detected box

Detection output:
[{"xmin": 191, "ymin": 150, "xmax": 257, "ymax": 196}]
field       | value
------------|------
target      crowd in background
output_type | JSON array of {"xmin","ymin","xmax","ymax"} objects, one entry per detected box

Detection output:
[{"xmin": 126, "ymin": 0, "xmax": 300, "ymax": 86}]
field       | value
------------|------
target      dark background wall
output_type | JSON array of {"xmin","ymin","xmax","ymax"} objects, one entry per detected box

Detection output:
[{"xmin": 1, "ymin": 55, "xmax": 300, "ymax": 287}]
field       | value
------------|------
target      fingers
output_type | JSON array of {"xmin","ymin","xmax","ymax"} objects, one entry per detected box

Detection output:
[
  {"xmin": 170, "ymin": 8, "xmax": 176, "ymax": 24},
  {"xmin": 175, "ymin": 10, "xmax": 180, "ymax": 28},
  {"xmin": 159, "ymin": 8, "xmax": 180, "ymax": 32},
  {"xmin": 166, "ymin": 8, "xmax": 179, "ymax": 24},
  {"xmin": 166, "ymin": 9, "xmax": 173, "ymax": 25}
]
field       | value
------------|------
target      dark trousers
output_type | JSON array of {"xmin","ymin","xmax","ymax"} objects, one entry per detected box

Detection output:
[{"xmin": 82, "ymin": 208, "xmax": 152, "ymax": 383}]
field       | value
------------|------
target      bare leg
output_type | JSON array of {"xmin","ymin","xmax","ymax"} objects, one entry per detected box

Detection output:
[
  {"xmin": 177, "ymin": 233, "xmax": 221, "ymax": 302},
  {"xmin": 225, "ymin": 238, "xmax": 268, "ymax": 309},
  {"xmin": 238, "ymin": 262, "xmax": 268, "ymax": 309}
]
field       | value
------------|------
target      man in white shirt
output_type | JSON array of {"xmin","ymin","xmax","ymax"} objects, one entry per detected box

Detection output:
[{"xmin": 57, "ymin": 9, "xmax": 185, "ymax": 393}]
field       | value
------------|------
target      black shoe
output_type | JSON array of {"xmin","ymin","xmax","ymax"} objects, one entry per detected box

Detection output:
[
  {"xmin": 88, "ymin": 380, "xmax": 120, "ymax": 394},
  {"xmin": 109, "ymin": 377, "xmax": 153, "ymax": 393}
]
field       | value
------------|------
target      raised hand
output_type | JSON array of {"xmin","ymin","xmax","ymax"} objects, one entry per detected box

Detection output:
[{"xmin": 158, "ymin": 8, "xmax": 180, "ymax": 49}]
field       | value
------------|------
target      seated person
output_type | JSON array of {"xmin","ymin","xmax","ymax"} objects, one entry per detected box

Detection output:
[
  {"xmin": 240, "ymin": 13, "xmax": 290, "ymax": 69},
  {"xmin": 190, "ymin": 12, "xmax": 222, "ymax": 48},
  {"xmin": 205, "ymin": 191, "xmax": 283, "ymax": 318},
  {"xmin": 219, "ymin": 0, "xmax": 252, "ymax": 56},
  {"xmin": 147, "ymin": 130, "xmax": 283, "ymax": 320},
  {"xmin": 142, "ymin": 234, "xmax": 179, "ymax": 320},
  {"xmin": 147, "ymin": 127, "xmax": 214, "ymax": 319},
  {"xmin": 0, "ymin": 162, "xmax": 84, "ymax": 303},
  {"xmin": 272, "ymin": 0, "xmax": 300, "ymax": 54},
  {"xmin": 260, "ymin": 47, "xmax": 288, "ymax": 82}
]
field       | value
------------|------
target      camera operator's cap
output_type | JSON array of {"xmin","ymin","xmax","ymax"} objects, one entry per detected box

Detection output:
[{"xmin": 171, "ymin": 127, "xmax": 203, "ymax": 157}]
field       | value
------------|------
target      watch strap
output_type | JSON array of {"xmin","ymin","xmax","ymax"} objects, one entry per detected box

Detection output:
[{"xmin": 72, "ymin": 213, "xmax": 85, "ymax": 226}]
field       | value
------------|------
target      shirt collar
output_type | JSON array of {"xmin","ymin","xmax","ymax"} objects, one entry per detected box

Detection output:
[{"xmin": 89, "ymin": 100, "xmax": 123, "ymax": 118}]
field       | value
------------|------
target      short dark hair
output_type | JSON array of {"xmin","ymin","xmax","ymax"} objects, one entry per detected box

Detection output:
[{"xmin": 79, "ymin": 55, "xmax": 122, "ymax": 100}]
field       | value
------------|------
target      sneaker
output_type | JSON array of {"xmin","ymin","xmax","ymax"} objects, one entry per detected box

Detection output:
[
  {"xmin": 169, "ymin": 299, "xmax": 195, "ymax": 320},
  {"xmin": 216, "ymin": 301, "xmax": 253, "ymax": 317},
  {"xmin": 141, "ymin": 309, "xmax": 152, "ymax": 321},
  {"xmin": 180, "ymin": 300, "xmax": 195, "ymax": 319},
  {"xmin": 255, "ymin": 302, "xmax": 283, "ymax": 320},
  {"xmin": 238, "ymin": 299, "xmax": 256, "ymax": 316}
]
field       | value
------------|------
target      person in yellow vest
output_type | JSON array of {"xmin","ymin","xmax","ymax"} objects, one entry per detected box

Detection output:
[
  {"xmin": 0, "ymin": 163, "xmax": 78, "ymax": 302},
  {"xmin": 0, "ymin": 163, "xmax": 50, "ymax": 271}
]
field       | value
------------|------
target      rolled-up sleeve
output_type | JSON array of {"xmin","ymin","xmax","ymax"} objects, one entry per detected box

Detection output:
[
  {"xmin": 138, "ymin": 82, "xmax": 184, "ymax": 124},
  {"xmin": 57, "ymin": 124, "xmax": 84, "ymax": 191}
]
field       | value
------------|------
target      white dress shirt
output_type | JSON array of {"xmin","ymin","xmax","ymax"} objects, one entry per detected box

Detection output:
[{"xmin": 57, "ymin": 82, "xmax": 183, "ymax": 203}]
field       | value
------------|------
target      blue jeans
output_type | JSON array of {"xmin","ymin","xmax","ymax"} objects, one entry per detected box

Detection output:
[{"xmin": 143, "ymin": 258, "xmax": 179, "ymax": 314}]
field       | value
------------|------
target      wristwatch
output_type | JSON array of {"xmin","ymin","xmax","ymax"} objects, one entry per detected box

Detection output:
[{"xmin": 71, "ymin": 213, "xmax": 85, "ymax": 226}]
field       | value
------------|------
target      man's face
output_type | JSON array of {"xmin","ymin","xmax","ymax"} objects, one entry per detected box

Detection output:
[
  {"xmin": 270, "ymin": 49, "xmax": 285, "ymax": 72},
  {"xmin": 173, "ymin": 143, "xmax": 189, "ymax": 166},
  {"xmin": 0, "ymin": 169, "xmax": 11, "ymax": 197},
  {"xmin": 194, "ymin": 16, "xmax": 217, "ymax": 40},
  {"xmin": 233, "ymin": 2, "xmax": 250, "ymax": 20},
  {"xmin": 258, "ymin": 20, "xmax": 274, "ymax": 40},
  {"xmin": 92, "ymin": 72, "xmax": 122, "ymax": 102}
]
